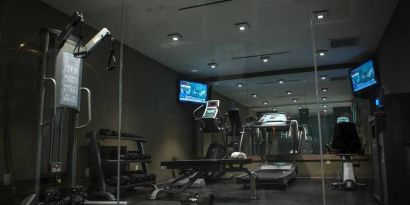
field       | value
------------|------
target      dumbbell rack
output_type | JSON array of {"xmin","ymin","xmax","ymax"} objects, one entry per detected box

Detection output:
[{"xmin": 87, "ymin": 131, "xmax": 155, "ymax": 197}]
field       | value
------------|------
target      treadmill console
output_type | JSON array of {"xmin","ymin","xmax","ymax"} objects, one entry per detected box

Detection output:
[{"xmin": 202, "ymin": 100, "xmax": 220, "ymax": 119}]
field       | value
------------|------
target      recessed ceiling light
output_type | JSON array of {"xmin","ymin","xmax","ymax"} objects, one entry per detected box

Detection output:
[
  {"xmin": 317, "ymin": 50, "xmax": 328, "ymax": 56},
  {"xmin": 191, "ymin": 69, "xmax": 198, "ymax": 73},
  {"xmin": 237, "ymin": 83, "xmax": 243, "ymax": 88},
  {"xmin": 298, "ymin": 106, "xmax": 302, "ymax": 109},
  {"xmin": 19, "ymin": 43, "xmax": 25, "ymax": 47},
  {"xmin": 263, "ymin": 101, "xmax": 268, "ymax": 105},
  {"xmin": 323, "ymin": 104, "xmax": 327, "ymax": 108},
  {"xmin": 278, "ymin": 79, "xmax": 284, "ymax": 84},
  {"xmin": 320, "ymin": 75, "xmax": 327, "ymax": 80},
  {"xmin": 323, "ymin": 109, "xmax": 328, "ymax": 112},
  {"xmin": 235, "ymin": 22, "xmax": 250, "ymax": 31},
  {"xmin": 287, "ymin": 91, "xmax": 292, "ymax": 95},
  {"xmin": 260, "ymin": 56, "xmax": 270, "ymax": 63},
  {"xmin": 168, "ymin": 33, "xmax": 183, "ymax": 41},
  {"xmin": 313, "ymin": 10, "xmax": 329, "ymax": 20},
  {"xmin": 251, "ymin": 94, "xmax": 258, "ymax": 98},
  {"xmin": 273, "ymin": 108, "xmax": 277, "ymax": 112},
  {"xmin": 322, "ymin": 88, "xmax": 328, "ymax": 92},
  {"xmin": 208, "ymin": 63, "xmax": 218, "ymax": 69},
  {"xmin": 322, "ymin": 97, "xmax": 328, "ymax": 101},
  {"xmin": 293, "ymin": 99, "xmax": 298, "ymax": 103}
]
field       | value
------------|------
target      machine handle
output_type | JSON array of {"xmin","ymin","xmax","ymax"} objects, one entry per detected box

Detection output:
[
  {"xmin": 76, "ymin": 87, "xmax": 92, "ymax": 129},
  {"xmin": 41, "ymin": 78, "xmax": 57, "ymax": 126},
  {"xmin": 192, "ymin": 104, "xmax": 204, "ymax": 120}
]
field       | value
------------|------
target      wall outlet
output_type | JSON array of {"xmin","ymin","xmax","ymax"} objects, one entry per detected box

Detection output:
[
  {"xmin": 326, "ymin": 160, "xmax": 331, "ymax": 165},
  {"xmin": 85, "ymin": 168, "xmax": 90, "ymax": 177}
]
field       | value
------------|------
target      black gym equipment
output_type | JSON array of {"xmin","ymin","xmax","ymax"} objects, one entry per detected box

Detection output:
[
  {"xmin": 149, "ymin": 159, "xmax": 257, "ymax": 200},
  {"xmin": 149, "ymin": 101, "xmax": 257, "ymax": 201},
  {"xmin": 237, "ymin": 113, "xmax": 304, "ymax": 188},
  {"xmin": 194, "ymin": 100, "xmax": 227, "ymax": 159},
  {"xmin": 20, "ymin": 11, "xmax": 126, "ymax": 205},
  {"xmin": 87, "ymin": 131, "xmax": 155, "ymax": 198},
  {"xmin": 327, "ymin": 122, "xmax": 366, "ymax": 190}
]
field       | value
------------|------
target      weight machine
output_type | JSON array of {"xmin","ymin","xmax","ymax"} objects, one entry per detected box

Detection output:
[{"xmin": 21, "ymin": 11, "xmax": 126, "ymax": 205}]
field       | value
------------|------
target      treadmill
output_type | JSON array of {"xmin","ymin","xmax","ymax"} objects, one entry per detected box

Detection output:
[{"xmin": 237, "ymin": 113, "xmax": 303, "ymax": 188}]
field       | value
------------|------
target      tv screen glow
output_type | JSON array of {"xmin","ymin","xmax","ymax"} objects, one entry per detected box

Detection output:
[
  {"xmin": 350, "ymin": 60, "xmax": 378, "ymax": 92},
  {"xmin": 179, "ymin": 80, "xmax": 208, "ymax": 104}
]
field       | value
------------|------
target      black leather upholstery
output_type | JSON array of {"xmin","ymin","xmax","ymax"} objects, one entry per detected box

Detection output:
[{"xmin": 329, "ymin": 122, "xmax": 364, "ymax": 155}]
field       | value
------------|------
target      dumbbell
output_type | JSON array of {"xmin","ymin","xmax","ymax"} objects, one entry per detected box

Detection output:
[
  {"xmin": 127, "ymin": 151, "xmax": 143, "ymax": 160},
  {"xmin": 123, "ymin": 153, "xmax": 132, "ymax": 160},
  {"xmin": 149, "ymin": 174, "xmax": 156, "ymax": 181},
  {"xmin": 120, "ymin": 175, "xmax": 130, "ymax": 185},
  {"xmin": 129, "ymin": 174, "xmax": 144, "ymax": 184},
  {"xmin": 105, "ymin": 176, "xmax": 117, "ymax": 186}
]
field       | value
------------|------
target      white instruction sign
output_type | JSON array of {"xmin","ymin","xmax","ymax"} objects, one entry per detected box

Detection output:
[{"xmin": 60, "ymin": 52, "xmax": 81, "ymax": 107}]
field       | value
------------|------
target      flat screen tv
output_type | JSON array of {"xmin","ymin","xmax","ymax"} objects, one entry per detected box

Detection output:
[
  {"xmin": 178, "ymin": 80, "xmax": 208, "ymax": 104},
  {"xmin": 349, "ymin": 59, "xmax": 379, "ymax": 94}
]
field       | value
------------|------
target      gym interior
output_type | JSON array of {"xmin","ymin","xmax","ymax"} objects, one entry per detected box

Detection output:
[{"xmin": 1, "ymin": 0, "xmax": 409, "ymax": 204}]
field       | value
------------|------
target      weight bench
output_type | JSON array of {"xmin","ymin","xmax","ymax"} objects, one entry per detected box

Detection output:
[{"xmin": 150, "ymin": 159, "xmax": 257, "ymax": 200}]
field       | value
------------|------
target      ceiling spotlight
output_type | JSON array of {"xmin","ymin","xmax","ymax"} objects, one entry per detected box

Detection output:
[
  {"xmin": 168, "ymin": 33, "xmax": 183, "ymax": 41},
  {"xmin": 313, "ymin": 10, "xmax": 329, "ymax": 20},
  {"xmin": 263, "ymin": 101, "xmax": 268, "ymax": 105},
  {"xmin": 251, "ymin": 94, "xmax": 258, "ymax": 98},
  {"xmin": 19, "ymin": 43, "xmax": 25, "ymax": 47},
  {"xmin": 322, "ymin": 97, "xmax": 328, "ymax": 101},
  {"xmin": 237, "ymin": 83, "xmax": 243, "ymax": 88},
  {"xmin": 298, "ymin": 106, "xmax": 302, "ymax": 109},
  {"xmin": 260, "ymin": 56, "xmax": 271, "ymax": 63},
  {"xmin": 278, "ymin": 79, "xmax": 284, "ymax": 84},
  {"xmin": 287, "ymin": 91, "xmax": 292, "ymax": 95},
  {"xmin": 323, "ymin": 104, "xmax": 327, "ymax": 108},
  {"xmin": 317, "ymin": 50, "xmax": 328, "ymax": 56},
  {"xmin": 323, "ymin": 109, "xmax": 328, "ymax": 113},
  {"xmin": 322, "ymin": 88, "xmax": 328, "ymax": 92},
  {"xmin": 191, "ymin": 69, "xmax": 198, "ymax": 73},
  {"xmin": 235, "ymin": 22, "xmax": 250, "ymax": 31},
  {"xmin": 208, "ymin": 63, "xmax": 218, "ymax": 69},
  {"xmin": 320, "ymin": 75, "xmax": 327, "ymax": 80},
  {"xmin": 293, "ymin": 99, "xmax": 298, "ymax": 103},
  {"xmin": 273, "ymin": 108, "xmax": 278, "ymax": 112}
]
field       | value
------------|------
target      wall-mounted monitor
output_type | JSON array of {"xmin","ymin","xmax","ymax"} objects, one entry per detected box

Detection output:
[
  {"xmin": 349, "ymin": 60, "xmax": 379, "ymax": 94},
  {"xmin": 178, "ymin": 80, "xmax": 208, "ymax": 104}
]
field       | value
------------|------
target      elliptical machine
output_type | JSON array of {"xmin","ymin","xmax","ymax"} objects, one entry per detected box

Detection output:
[
  {"xmin": 193, "ymin": 100, "xmax": 227, "ymax": 160},
  {"xmin": 21, "ymin": 11, "xmax": 125, "ymax": 205}
]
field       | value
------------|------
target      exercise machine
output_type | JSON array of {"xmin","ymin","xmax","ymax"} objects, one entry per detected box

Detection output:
[
  {"xmin": 149, "ymin": 159, "xmax": 257, "ymax": 200},
  {"xmin": 237, "ymin": 113, "xmax": 304, "ymax": 188},
  {"xmin": 194, "ymin": 100, "xmax": 227, "ymax": 159},
  {"xmin": 21, "ymin": 11, "xmax": 126, "ymax": 205},
  {"xmin": 149, "ymin": 101, "xmax": 257, "ymax": 200},
  {"xmin": 327, "ymin": 122, "xmax": 366, "ymax": 190}
]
